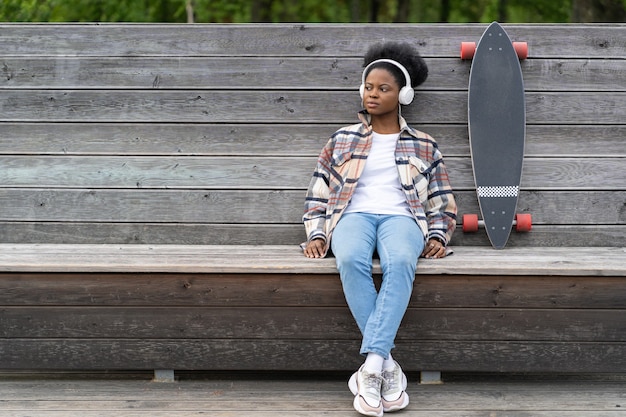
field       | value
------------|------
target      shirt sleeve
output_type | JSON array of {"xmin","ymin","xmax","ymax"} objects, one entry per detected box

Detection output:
[
  {"xmin": 303, "ymin": 138, "xmax": 333, "ymax": 243},
  {"xmin": 424, "ymin": 148, "xmax": 457, "ymax": 245}
]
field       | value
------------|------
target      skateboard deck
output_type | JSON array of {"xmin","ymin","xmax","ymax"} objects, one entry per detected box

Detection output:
[{"xmin": 465, "ymin": 22, "xmax": 527, "ymax": 249}]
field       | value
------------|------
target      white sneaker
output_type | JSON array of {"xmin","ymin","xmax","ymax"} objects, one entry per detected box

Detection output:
[
  {"xmin": 348, "ymin": 365, "xmax": 383, "ymax": 417},
  {"xmin": 381, "ymin": 361, "xmax": 409, "ymax": 412}
]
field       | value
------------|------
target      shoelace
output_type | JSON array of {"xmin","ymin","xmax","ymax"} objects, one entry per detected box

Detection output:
[
  {"xmin": 382, "ymin": 369, "xmax": 399, "ymax": 392},
  {"xmin": 362, "ymin": 373, "xmax": 382, "ymax": 399}
]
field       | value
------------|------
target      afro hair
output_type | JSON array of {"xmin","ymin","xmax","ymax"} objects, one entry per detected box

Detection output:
[{"xmin": 363, "ymin": 41, "xmax": 428, "ymax": 89}]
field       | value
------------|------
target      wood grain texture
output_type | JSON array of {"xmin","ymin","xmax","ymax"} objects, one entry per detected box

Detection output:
[
  {"xmin": 1, "ymin": 90, "xmax": 624, "ymax": 124},
  {"xmin": 0, "ymin": 24, "xmax": 623, "ymax": 247},
  {"xmin": 0, "ymin": 338, "xmax": 624, "ymax": 372},
  {"xmin": 0, "ymin": 156, "xmax": 624, "ymax": 190},
  {"xmin": 0, "ymin": 123, "xmax": 623, "ymax": 157},
  {"xmin": 1, "ymin": 24, "xmax": 624, "ymax": 58},
  {"xmin": 0, "ymin": 24, "xmax": 623, "ymax": 375},
  {"xmin": 2, "ymin": 57, "xmax": 624, "ymax": 92},
  {"xmin": 0, "ymin": 190, "xmax": 622, "ymax": 225},
  {"xmin": 0, "ymin": 376, "xmax": 623, "ymax": 417},
  {"xmin": 0, "ymin": 244, "xmax": 623, "ymax": 275},
  {"xmin": 0, "ymin": 272, "xmax": 624, "ymax": 309},
  {"xmin": 1, "ymin": 306, "xmax": 623, "ymax": 342},
  {"xmin": 0, "ymin": 222, "xmax": 622, "ymax": 247}
]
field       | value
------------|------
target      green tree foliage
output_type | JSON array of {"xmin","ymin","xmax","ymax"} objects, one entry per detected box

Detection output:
[
  {"xmin": 1, "ymin": 0, "xmax": 624, "ymax": 23},
  {"xmin": 572, "ymin": 0, "xmax": 626, "ymax": 21},
  {"xmin": 0, "ymin": 0, "xmax": 54, "ymax": 21}
]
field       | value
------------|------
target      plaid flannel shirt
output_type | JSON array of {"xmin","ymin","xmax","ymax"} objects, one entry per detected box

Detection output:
[{"xmin": 303, "ymin": 111, "xmax": 457, "ymax": 256}]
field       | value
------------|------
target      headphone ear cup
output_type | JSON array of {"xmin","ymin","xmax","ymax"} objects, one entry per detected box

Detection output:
[
  {"xmin": 398, "ymin": 86, "xmax": 414, "ymax": 105},
  {"xmin": 359, "ymin": 83, "xmax": 365, "ymax": 100}
]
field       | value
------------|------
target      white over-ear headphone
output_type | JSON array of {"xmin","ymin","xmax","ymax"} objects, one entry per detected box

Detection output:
[{"xmin": 360, "ymin": 58, "xmax": 414, "ymax": 105}]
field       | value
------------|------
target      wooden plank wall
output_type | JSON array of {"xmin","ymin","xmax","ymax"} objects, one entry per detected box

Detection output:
[
  {"xmin": 0, "ymin": 24, "xmax": 624, "ymax": 373},
  {"xmin": 0, "ymin": 271, "xmax": 624, "ymax": 372},
  {"xmin": 0, "ymin": 24, "xmax": 625, "ymax": 247}
]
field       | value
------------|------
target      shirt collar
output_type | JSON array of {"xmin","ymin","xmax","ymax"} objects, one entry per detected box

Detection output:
[{"xmin": 357, "ymin": 110, "xmax": 415, "ymax": 137}]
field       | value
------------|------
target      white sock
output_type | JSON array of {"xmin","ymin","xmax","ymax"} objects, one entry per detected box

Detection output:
[
  {"xmin": 363, "ymin": 353, "xmax": 384, "ymax": 374},
  {"xmin": 383, "ymin": 353, "xmax": 396, "ymax": 371}
]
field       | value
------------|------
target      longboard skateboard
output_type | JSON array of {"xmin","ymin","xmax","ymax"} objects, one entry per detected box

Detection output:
[{"xmin": 461, "ymin": 22, "xmax": 531, "ymax": 249}]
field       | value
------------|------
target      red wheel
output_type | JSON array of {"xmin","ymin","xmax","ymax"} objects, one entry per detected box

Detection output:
[
  {"xmin": 460, "ymin": 42, "xmax": 476, "ymax": 60},
  {"xmin": 513, "ymin": 42, "xmax": 528, "ymax": 60},
  {"xmin": 515, "ymin": 213, "xmax": 532, "ymax": 232},
  {"xmin": 463, "ymin": 214, "xmax": 479, "ymax": 232}
]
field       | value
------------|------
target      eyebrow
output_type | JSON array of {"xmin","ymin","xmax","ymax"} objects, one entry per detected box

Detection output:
[{"xmin": 365, "ymin": 82, "xmax": 392, "ymax": 87}]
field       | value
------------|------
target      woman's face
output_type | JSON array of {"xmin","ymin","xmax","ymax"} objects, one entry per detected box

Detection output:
[{"xmin": 362, "ymin": 67, "xmax": 400, "ymax": 117}]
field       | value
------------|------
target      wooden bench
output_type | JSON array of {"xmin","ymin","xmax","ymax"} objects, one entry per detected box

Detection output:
[{"xmin": 0, "ymin": 23, "xmax": 624, "ymax": 378}]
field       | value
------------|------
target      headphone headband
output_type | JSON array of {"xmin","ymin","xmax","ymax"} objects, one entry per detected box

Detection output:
[{"xmin": 360, "ymin": 59, "xmax": 414, "ymax": 105}]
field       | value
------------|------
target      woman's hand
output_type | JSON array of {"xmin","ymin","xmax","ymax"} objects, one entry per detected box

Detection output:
[
  {"xmin": 304, "ymin": 238, "xmax": 325, "ymax": 258},
  {"xmin": 422, "ymin": 238, "xmax": 446, "ymax": 259}
]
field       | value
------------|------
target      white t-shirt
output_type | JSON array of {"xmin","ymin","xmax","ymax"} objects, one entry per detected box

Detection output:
[{"xmin": 344, "ymin": 131, "xmax": 412, "ymax": 217}]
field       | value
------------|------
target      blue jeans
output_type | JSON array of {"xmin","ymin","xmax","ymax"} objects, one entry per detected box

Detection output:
[{"xmin": 331, "ymin": 213, "xmax": 425, "ymax": 359}]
